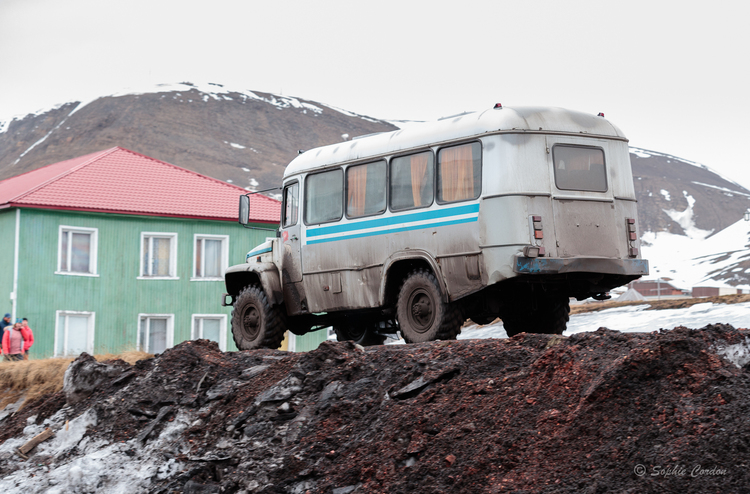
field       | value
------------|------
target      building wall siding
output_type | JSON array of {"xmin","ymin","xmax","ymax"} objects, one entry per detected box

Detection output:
[
  {"xmin": 17, "ymin": 208, "xmax": 278, "ymax": 358},
  {"xmin": 0, "ymin": 209, "xmax": 17, "ymax": 318}
]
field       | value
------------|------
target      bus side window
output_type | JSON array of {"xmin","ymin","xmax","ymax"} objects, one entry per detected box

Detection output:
[
  {"xmin": 346, "ymin": 160, "xmax": 386, "ymax": 218},
  {"xmin": 390, "ymin": 151, "xmax": 434, "ymax": 211},
  {"xmin": 282, "ymin": 182, "xmax": 299, "ymax": 227},
  {"xmin": 304, "ymin": 169, "xmax": 343, "ymax": 224},
  {"xmin": 437, "ymin": 142, "xmax": 482, "ymax": 203}
]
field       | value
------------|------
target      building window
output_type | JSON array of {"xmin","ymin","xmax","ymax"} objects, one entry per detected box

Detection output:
[
  {"xmin": 346, "ymin": 160, "xmax": 386, "ymax": 218},
  {"xmin": 437, "ymin": 142, "xmax": 482, "ymax": 203},
  {"xmin": 57, "ymin": 226, "xmax": 98, "ymax": 276},
  {"xmin": 193, "ymin": 235, "xmax": 228, "ymax": 280},
  {"xmin": 140, "ymin": 232, "xmax": 178, "ymax": 279},
  {"xmin": 138, "ymin": 314, "xmax": 174, "ymax": 354},
  {"xmin": 192, "ymin": 314, "xmax": 227, "ymax": 351},
  {"xmin": 390, "ymin": 151, "xmax": 434, "ymax": 211},
  {"xmin": 304, "ymin": 169, "xmax": 343, "ymax": 225},
  {"xmin": 55, "ymin": 311, "xmax": 95, "ymax": 356}
]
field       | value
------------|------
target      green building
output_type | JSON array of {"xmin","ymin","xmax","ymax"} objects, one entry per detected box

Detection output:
[{"xmin": 0, "ymin": 147, "xmax": 327, "ymax": 358}]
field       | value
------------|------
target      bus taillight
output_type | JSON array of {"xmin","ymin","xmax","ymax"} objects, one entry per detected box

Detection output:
[{"xmin": 626, "ymin": 218, "xmax": 638, "ymax": 258}]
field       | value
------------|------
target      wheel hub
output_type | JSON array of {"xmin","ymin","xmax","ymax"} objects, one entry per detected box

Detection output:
[
  {"xmin": 409, "ymin": 291, "xmax": 434, "ymax": 333},
  {"xmin": 242, "ymin": 306, "xmax": 261, "ymax": 339}
]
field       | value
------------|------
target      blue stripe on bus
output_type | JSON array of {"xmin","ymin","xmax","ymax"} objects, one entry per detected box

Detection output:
[
  {"xmin": 305, "ymin": 216, "xmax": 478, "ymax": 245},
  {"xmin": 306, "ymin": 203, "xmax": 480, "ymax": 238},
  {"xmin": 246, "ymin": 246, "xmax": 272, "ymax": 258}
]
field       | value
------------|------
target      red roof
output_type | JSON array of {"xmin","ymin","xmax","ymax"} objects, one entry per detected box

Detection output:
[{"xmin": 0, "ymin": 147, "xmax": 280, "ymax": 223}]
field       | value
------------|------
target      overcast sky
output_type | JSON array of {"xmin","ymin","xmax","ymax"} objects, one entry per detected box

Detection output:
[{"xmin": 1, "ymin": 1, "xmax": 749, "ymax": 189}]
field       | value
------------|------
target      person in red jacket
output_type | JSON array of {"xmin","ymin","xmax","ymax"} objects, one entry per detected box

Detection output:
[
  {"xmin": 2, "ymin": 321, "xmax": 33, "ymax": 362},
  {"xmin": 21, "ymin": 318, "xmax": 34, "ymax": 359}
]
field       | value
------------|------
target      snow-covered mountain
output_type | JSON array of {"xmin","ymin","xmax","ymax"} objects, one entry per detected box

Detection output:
[{"xmin": 1, "ymin": 83, "xmax": 749, "ymax": 289}]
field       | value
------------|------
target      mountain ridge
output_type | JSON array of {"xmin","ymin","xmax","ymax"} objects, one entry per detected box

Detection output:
[{"xmin": 2, "ymin": 84, "xmax": 749, "ymax": 287}]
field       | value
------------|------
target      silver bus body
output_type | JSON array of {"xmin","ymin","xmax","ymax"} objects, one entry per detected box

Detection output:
[{"xmin": 225, "ymin": 105, "xmax": 648, "ymax": 347}]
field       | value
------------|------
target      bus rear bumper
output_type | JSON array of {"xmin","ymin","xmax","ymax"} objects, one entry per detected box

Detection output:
[{"xmin": 514, "ymin": 256, "xmax": 649, "ymax": 276}]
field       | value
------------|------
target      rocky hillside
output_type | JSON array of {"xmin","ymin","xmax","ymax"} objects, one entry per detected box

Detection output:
[
  {"xmin": 630, "ymin": 147, "xmax": 750, "ymax": 237},
  {"xmin": 2, "ymin": 88, "xmax": 748, "ymax": 232},
  {"xmin": 0, "ymin": 83, "xmax": 398, "ymax": 194}
]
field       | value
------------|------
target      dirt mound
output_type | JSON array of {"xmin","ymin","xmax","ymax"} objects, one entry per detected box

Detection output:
[{"xmin": 1, "ymin": 325, "xmax": 749, "ymax": 493}]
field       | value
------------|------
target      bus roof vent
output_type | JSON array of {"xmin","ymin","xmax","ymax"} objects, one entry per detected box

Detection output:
[
  {"xmin": 351, "ymin": 131, "xmax": 385, "ymax": 141},
  {"xmin": 438, "ymin": 111, "xmax": 472, "ymax": 121}
]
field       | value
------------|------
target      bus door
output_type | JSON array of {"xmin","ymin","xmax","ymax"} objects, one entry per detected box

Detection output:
[
  {"xmin": 547, "ymin": 138, "xmax": 620, "ymax": 258},
  {"xmin": 280, "ymin": 181, "xmax": 307, "ymax": 313}
]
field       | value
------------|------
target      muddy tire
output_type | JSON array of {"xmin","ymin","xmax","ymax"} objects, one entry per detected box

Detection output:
[
  {"xmin": 334, "ymin": 323, "xmax": 386, "ymax": 346},
  {"xmin": 396, "ymin": 269, "xmax": 462, "ymax": 343},
  {"xmin": 503, "ymin": 294, "xmax": 570, "ymax": 337},
  {"xmin": 231, "ymin": 285, "xmax": 286, "ymax": 350}
]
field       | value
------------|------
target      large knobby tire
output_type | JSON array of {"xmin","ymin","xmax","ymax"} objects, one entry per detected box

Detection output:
[
  {"xmin": 334, "ymin": 323, "xmax": 386, "ymax": 346},
  {"xmin": 503, "ymin": 294, "xmax": 570, "ymax": 338},
  {"xmin": 396, "ymin": 269, "xmax": 462, "ymax": 343},
  {"xmin": 231, "ymin": 285, "xmax": 286, "ymax": 350}
]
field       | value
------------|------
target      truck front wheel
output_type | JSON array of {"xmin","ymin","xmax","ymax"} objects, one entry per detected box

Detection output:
[{"xmin": 231, "ymin": 285, "xmax": 286, "ymax": 350}]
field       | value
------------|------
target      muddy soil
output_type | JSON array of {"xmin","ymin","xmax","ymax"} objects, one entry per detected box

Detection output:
[{"xmin": 1, "ymin": 324, "xmax": 749, "ymax": 493}]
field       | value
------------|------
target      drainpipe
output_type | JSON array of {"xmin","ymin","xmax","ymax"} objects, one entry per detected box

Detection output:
[{"xmin": 11, "ymin": 208, "xmax": 20, "ymax": 321}]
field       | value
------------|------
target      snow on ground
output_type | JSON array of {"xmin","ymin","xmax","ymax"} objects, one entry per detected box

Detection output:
[
  {"xmin": 0, "ymin": 407, "xmax": 190, "ymax": 493},
  {"xmin": 641, "ymin": 215, "xmax": 750, "ymax": 290},
  {"xmin": 378, "ymin": 301, "xmax": 750, "ymax": 344}
]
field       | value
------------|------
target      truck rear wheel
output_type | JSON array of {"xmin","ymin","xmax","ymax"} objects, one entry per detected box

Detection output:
[
  {"xmin": 502, "ymin": 294, "xmax": 570, "ymax": 337},
  {"xmin": 397, "ymin": 269, "xmax": 462, "ymax": 343},
  {"xmin": 334, "ymin": 323, "xmax": 386, "ymax": 346},
  {"xmin": 231, "ymin": 285, "xmax": 286, "ymax": 350}
]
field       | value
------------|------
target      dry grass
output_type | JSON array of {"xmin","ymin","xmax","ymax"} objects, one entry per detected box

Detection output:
[{"xmin": 0, "ymin": 350, "xmax": 151, "ymax": 412}]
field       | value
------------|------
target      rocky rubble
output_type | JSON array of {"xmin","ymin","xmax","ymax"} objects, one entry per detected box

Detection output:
[{"xmin": 1, "ymin": 324, "xmax": 749, "ymax": 493}]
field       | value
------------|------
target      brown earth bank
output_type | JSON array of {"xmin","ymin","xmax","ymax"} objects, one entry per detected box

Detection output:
[{"xmin": 1, "ymin": 324, "xmax": 750, "ymax": 493}]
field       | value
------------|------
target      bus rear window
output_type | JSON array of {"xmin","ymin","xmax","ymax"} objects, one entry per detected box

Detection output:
[{"xmin": 553, "ymin": 145, "xmax": 607, "ymax": 192}]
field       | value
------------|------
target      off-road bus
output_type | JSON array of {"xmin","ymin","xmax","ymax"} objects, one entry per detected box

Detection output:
[{"xmin": 223, "ymin": 105, "xmax": 649, "ymax": 348}]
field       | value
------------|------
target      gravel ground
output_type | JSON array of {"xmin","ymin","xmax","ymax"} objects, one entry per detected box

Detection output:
[{"xmin": 1, "ymin": 324, "xmax": 749, "ymax": 493}]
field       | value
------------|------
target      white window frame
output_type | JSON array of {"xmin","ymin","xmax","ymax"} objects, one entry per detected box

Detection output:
[
  {"xmin": 191, "ymin": 234, "xmax": 229, "ymax": 281},
  {"xmin": 137, "ymin": 313, "xmax": 175, "ymax": 353},
  {"xmin": 191, "ymin": 314, "xmax": 228, "ymax": 351},
  {"xmin": 56, "ymin": 225, "xmax": 99, "ymax": 277},
  {"xmin": 138, "ymin": 232, "xmax": 178, "ymax": 280},
  {"xmin": 54, "ymin": 310, "xmax": 95, "ymax": 356}
]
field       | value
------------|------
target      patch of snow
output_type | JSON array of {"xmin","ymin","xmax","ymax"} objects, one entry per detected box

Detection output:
[
  {"xmin": 458, "ymin": 301, "xmax": 750, "ymax": 343},
  {"xmin": 629, "ymin": 147, "xmax": 652, "ymax": 158},
  {"xmin": 224, "ymin": 141, "xmax": 246, "ymax": 149},
  {"xmin": 691, "ymin": 181, "xmax": 750, "ymax": 198},
  {"xmin": 249, "ymin": 178, "xmax": 259, "ymax": 187},
  {"xmin": 641, "ymin": 214, "xmax": 750, "ymax": 290},
  {"xmin": 662, "ymin": 191, "xmax": 713, "ymax": 240},
  {"xmin": 241, "ymin": 167, "xmax": 250, "ymax": 172},
  {"xmin": 0, "ymin": 409, "xmax": 192, "ymax": 494},
  {"xmin": 660, "ymin": 189, "xmax": 671, "ymax": 201},
  {"xmin": 714, "ymin": 338, "xmax": 750, "ymax": 368}
]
